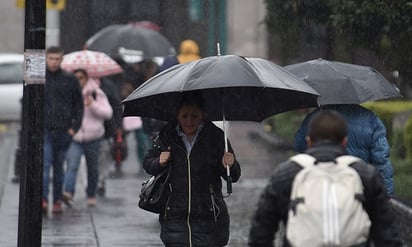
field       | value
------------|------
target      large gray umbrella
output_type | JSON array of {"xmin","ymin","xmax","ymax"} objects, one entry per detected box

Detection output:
[
  {"xmin": 123, "ymin": 55, "xmax": 319, "ymax": 194},
  {"xmin": 284, "ymin": 58, "xmax": 401, "ymax": 105},
  {"xmin": 84, "ymin": 23, "xmax": 176, "ymax": 63}
]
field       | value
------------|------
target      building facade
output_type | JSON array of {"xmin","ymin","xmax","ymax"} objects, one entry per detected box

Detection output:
[{"xmin": 0, "ymin": 1, "xmax": 267, "ymax": 59}]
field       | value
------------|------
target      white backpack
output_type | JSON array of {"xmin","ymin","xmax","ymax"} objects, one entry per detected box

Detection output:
[{"xmin": 286, "ymin": 154, "xmax": 371, "ymax": 247}]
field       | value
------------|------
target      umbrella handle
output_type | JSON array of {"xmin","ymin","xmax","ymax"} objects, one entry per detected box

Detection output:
[
  {"xmin": 223, "ymin": 115, "xmax": 232, "ymax": 195},
  {"xmin": 226, "ymin": 176, "xmax": 232, "ymax": 194}
]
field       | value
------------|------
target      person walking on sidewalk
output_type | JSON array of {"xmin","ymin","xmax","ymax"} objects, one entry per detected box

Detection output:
[
  {"xmin": 248, "ymin": 110, "xmax": 402, "ymax": 246},
  {"xmin": 158, "ymin": 39, "xmax": 201, "ymax": 72},
  {"xmin": 63, "ymin": 68, "xmax": 113, "ymax": 207},
  {"xmin": 97, "ymin": 76, "xmax": 124, "ymax": 196},
  {"xmin": 43, "ymin": 46, "xmax": 84, "ymax": 214},
  {"xmin": 143, "ymin": 92, "xmax": 241, "ymax": 246},
  {"xmin": 122, "ymin": 59, "xmax": 160, "ymax": 175}
]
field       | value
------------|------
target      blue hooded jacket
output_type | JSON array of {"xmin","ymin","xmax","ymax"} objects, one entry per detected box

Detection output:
[{"xmin": 294, "ymin": 104, "xmax": 394, "ymax": 196}]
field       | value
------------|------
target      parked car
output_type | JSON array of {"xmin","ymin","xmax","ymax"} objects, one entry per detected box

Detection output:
[{"xmin": 0, "ymin": 53, "xmax": 23, "ymax": 122}]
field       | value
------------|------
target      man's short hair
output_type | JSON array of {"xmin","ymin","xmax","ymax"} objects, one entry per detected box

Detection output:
[
  {"xmin": 46, "ymin": 46, "xmax": 64, "ymax": 55},
  {"xmin": 307, "ymin": 110, "xmax": 347, "ymax": 144}
]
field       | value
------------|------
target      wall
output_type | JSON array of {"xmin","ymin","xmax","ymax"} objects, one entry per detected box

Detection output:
[
  {"xmin": 0, "ymin": 2, "xmax": 24, "ymax": 53},
  {"xmin": 0, "ymin": 1, "xmax": 268, "ymax": 59},
  {"xmin": 226, "ymin": 0, "xmax": 267, "ymax": 58}
]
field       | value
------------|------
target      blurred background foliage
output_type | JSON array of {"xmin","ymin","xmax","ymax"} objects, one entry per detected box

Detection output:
[
  {"xmin": 264, "ymin": 0, "xmax": 412, "ymax": 98},
  {"xmin": 264, "ymin": 100, "xmax": 412, "ymax": 200},
  {"xmin": 264, "ymin": 0, "xmax": 412, "ymax": 201}
]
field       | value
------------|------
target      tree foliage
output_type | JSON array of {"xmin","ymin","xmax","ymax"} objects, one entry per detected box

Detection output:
[{"xmin": 265, "ymin": 0, "xmax": 412, "ymax": 93}]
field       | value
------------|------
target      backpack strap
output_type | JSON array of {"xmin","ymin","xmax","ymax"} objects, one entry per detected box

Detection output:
[
  {"xmin": 335, "ymin": 155, "xmax": 362, "ymax": 167},
  {"xmin": 289, "ymin": 153, "xmax": 316, "ymax": 169},
  {"xmin": 290, "ymin": 154, "xmax": 361, "ymax": 168}
]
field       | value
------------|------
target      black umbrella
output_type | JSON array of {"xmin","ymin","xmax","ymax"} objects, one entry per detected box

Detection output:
[
  {"xmin": 84, "ymin": 22, "xmax": 176, "ymax": 63},
  {"xmin": 123, "ymin": 55, "xmax": 320, "ymax": 193},
  {"xmin": 284, "ymin": 58, "xmax": 401, "ymax": 105},
  {"xmin": 123, "ymin": 55, "xmax": 319, "ymax": 121}
]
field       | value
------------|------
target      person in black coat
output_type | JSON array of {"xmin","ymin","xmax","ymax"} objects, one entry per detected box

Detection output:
[
  {"xmin": 248, "ymin": 110, "xmax": 403, "ymax": 247},
  {"xmin": 143, "ymin": 92, "xmax": 241, "ymax": 246},
  {"xmin": 43, "ymin": 46, "xmax": 84, "ymax": 214}
]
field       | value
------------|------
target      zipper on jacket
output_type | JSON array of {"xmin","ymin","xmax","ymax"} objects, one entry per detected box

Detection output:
[
  {"xmin": 167, "ymin": 135, "xmax": 197, "ymax": 246},
  {"xmin": 186, "ymin": 154, "xmax": 192, "ymax": 247},
  {"xmin": 163, "ymin": 184, "xmax": 172, "ymax": 220}
]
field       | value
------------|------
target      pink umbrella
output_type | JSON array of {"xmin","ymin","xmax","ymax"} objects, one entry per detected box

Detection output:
[{"xmin": 61, "ymin": 50, "xmax": 123, "ymax": 78}]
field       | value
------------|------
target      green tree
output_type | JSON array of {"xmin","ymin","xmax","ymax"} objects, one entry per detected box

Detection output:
[
  {"xmin": 265, "ymin": 0, "xmax": 412, "ymax": 96},
  {"xmin": 264, "ymin": 0, "xmax": 335, "ymax": 63}
]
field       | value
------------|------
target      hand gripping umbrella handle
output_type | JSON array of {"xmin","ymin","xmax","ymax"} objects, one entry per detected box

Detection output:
[{"xmin": 223, "ymin": 115, "xmax": 232, "ymax": 195}]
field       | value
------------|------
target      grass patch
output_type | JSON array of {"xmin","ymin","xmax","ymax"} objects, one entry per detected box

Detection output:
[
  {"xmin": 264, "ymin": 109, "xmax": 311, "ymax": 142},
  {"xmin": 392, "ymin": 157, "xmax": 412, "ymax": 201}
]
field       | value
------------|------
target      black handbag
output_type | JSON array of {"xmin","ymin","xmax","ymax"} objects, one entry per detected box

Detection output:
[{"xmin": 138, "ymin": 165, "xmax": 171, "ymax": 214}]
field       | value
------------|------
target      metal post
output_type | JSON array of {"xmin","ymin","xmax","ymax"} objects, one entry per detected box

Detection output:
[
  {"xmin": 218, "ymin": 0, "xmax": 227, "ymax": 55},
  {"xmin": 207, "ymin": 0, "xmax": 216, "ymax": 56},
  {"xmin": 17, "ymin": 0, "xmax": 46, "ymax": 246}
]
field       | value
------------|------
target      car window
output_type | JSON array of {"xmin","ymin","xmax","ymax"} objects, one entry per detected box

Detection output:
[{"xmin": 0, "ymin": 63, "xmax": 23, "ymax": 84}]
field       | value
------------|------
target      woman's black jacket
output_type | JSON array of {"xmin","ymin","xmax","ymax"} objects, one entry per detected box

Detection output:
[{"xmin": 144, "ymin": 120, "xmax": 241, "ymax": 246}]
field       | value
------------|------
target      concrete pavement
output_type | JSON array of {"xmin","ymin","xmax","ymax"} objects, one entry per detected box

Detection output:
[{"xmin": 0, "ymin": 122, "xmax": 288, "ymax": 246}]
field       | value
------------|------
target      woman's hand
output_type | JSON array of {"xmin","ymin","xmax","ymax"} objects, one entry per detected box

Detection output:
[
  {"xmin": 159, "ymin": 147, "xmax": 171, "ymax": 167},
  {"xmin": 222, "ymin": 152, "xmax": 235, "ymax": 168},
  {"xmin": 67, "ymin": 128, "xmax": 75, "ymax": 137},
  {"xmin": 84, "ymin": 93, "xmax": 95, "ymax": 106}
]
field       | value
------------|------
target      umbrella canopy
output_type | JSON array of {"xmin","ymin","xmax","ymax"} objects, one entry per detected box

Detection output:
[
  {"xmin": 84, "ymin": 23, "xmax": 176, "ymax": 64},
  {"xmin": 61, "ymin": 50, "xmax": 123, "ymax": 78},
  {"xmin": 123, "ymin": 55, "xmax": 320, "ymax": 122},
  {"xmin": 284, "ymin": 58, "xmax": 401, "ymax": 105}
]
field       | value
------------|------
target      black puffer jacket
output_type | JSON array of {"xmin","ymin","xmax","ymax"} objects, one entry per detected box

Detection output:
[
  {"xmin": 144, "ymin": 120, "xmax": 241, "ymax": 247},
  {"xmin": 248, "ymin": 141, "xmax": 403, "ymax": 247}
]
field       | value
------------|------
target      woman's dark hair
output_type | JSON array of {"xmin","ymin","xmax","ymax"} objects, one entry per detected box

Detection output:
[
  {"xmin": 177, "ymin": 91, "xmax": 205, "ymax": 111},
  {"xmin": 72, "ymin": 68, "xmax": 88, "ymax": 78},
  {"xmin": 307, "ymin": 110, "xmax": 347, "ymax": 144}
]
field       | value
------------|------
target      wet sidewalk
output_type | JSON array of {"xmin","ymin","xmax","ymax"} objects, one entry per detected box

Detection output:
[{"xmin": 0, "ymin": 122, "xmax": 289, "ymax": 247}]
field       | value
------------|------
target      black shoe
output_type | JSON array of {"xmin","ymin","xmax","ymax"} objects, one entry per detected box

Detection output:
[{"xmin": 97, "ymin": 186, "xmax": 105, "ymax": 197}]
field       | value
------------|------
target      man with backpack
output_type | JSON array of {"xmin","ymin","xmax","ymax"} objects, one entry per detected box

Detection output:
[{"xmin": 248, "ymin": 110, "xmax": 403, "ymax": 247}]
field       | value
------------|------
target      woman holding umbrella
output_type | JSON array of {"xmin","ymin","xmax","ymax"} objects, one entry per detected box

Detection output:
[{"xmin": 143, "ymin": 92, "xmax": 241, "ymax": 247}]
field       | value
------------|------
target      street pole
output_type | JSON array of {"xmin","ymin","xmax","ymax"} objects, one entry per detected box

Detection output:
[{"xmin": 17, "ymin": 0, "xmax": 46, "ymax": 246}]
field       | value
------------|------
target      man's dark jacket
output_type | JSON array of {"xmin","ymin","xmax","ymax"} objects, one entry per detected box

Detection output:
[
  {"xmin": 144, "ymin": 120, "xmax": 241, "ymax": 246},
  {"xmin": 44, "ymin": 69, "xmax": 83, "ymax": 132},
  {"xmin": 100, "ymin": 77, "xmax": 122, "ymax": 138},
  {"xmin": 248, "ymin": 142, "xmax": 403, "ymax": 247}
]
